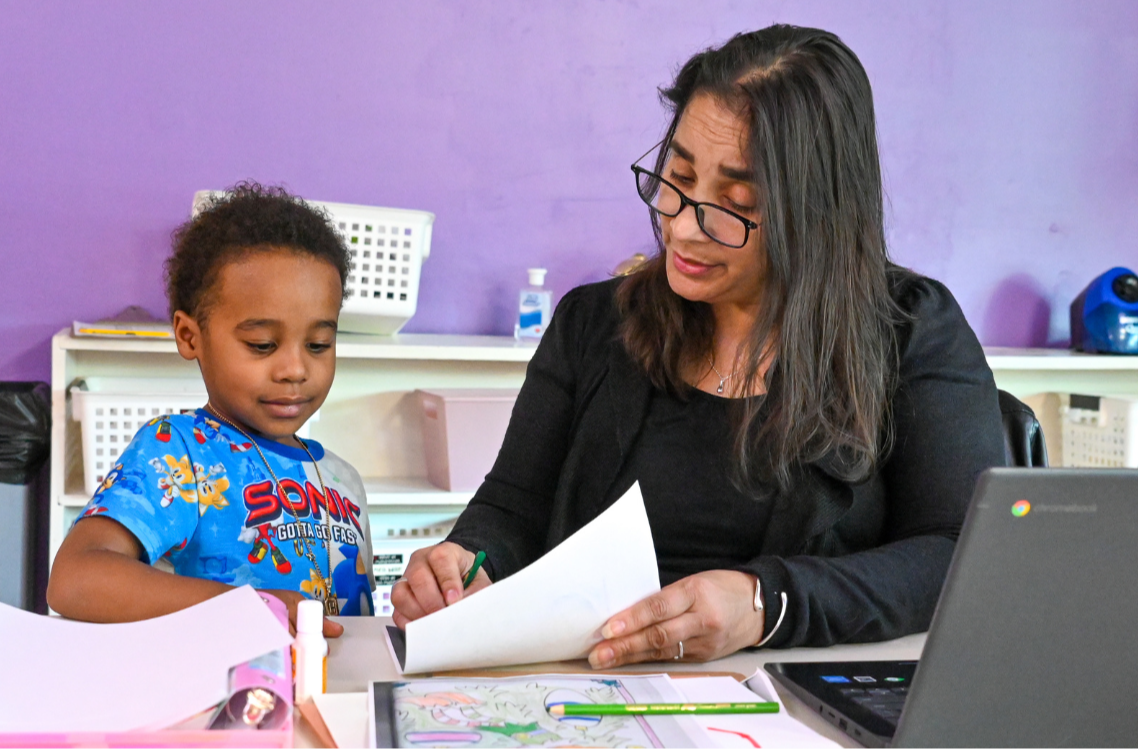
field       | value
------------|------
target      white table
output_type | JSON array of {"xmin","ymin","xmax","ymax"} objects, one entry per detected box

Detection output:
[{"xmin": 318, "ymin": 616, "xmax": 926, "ymax": 748}]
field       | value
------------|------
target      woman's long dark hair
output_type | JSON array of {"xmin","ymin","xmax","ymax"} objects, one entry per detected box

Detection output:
[{"xmin": 617, "ymin": 25, "xmax": 903, "ymax": 492}]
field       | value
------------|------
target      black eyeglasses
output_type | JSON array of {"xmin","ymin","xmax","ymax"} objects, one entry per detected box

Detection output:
[{"xmin": 631, "ymin": 145, "xmax": 760, "ymax": 249}]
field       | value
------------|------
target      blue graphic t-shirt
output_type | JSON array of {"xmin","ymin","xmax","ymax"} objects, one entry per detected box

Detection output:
[{"xmin": 76, "ymin": 409, "xmax": 375, "ymax": 616}]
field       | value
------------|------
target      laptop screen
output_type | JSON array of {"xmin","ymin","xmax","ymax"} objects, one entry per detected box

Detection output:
[{"xmin": 770, "ymin": 470, "xmax": 1138, "ymax": 748}]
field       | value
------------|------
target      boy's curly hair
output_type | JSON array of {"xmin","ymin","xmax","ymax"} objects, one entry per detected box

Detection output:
[{"xmin": 165, "ymin": 182, "xmax": 350, "ymax": 322}]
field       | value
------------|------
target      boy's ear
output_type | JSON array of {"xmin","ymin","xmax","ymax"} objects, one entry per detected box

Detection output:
[{"xmin": 172, "ymin": 311, "xmax": 203, "ymax": 362}]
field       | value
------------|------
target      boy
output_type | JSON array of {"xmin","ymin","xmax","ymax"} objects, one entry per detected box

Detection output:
[{"xmin": 48, "ymin": 183, "xmax": 374, "ymax": 634}]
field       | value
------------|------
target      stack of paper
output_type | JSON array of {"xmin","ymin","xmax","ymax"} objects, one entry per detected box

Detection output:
[
  {"xmin": 72, "ymin": 320, "xmax": 173, "ymax": 339},
  {"xmin": 357, "ymin": 671, "xmax": 838, "ymax": 749}
]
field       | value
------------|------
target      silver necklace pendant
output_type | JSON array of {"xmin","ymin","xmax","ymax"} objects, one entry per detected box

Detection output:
[{"xmin": 707, "ymin": 354, "xmax": 733, "ymax": 396}]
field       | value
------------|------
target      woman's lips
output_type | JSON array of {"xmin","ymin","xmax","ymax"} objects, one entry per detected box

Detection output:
[{"xmin": 672, "ymin": 250, "xmax": 718, "ymax": 276}]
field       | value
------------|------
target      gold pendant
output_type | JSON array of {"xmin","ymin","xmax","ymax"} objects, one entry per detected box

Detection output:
[{"xmin": 324, "ymin": 596, "xmax": 339, "ymax": 616}]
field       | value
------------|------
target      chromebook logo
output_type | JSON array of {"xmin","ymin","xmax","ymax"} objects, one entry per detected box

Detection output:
[{"xmin": 1011, "ymin": 500, "xmax": 1031, "ymax": 517}]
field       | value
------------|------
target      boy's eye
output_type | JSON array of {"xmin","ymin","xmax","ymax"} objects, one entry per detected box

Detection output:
[
  {"xmin": 245, "ymin": 342, "xmax": 275, "ymax": 353},
  {"xmin": 307, "ymin": 342, "xmax": 333, "ymax": 354}
]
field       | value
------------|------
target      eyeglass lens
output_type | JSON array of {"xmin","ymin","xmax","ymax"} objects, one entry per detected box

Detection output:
[{"xmin": 635, "ymin": 169, "xmax": 750, "ymax": 248}]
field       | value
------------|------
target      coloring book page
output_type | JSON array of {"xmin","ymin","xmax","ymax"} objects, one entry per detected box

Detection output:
[
  {"xmin": 387, "ymin": 674, "xmax": 711, "ymax": 748},
  {"xmin": 401, "ymin": 482, "xmax": 659, "ymax": 673}
]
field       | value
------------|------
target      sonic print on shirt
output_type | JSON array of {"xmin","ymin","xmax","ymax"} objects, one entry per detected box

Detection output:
[{"xmin": 76, "ymin": 409, "xmax": 375, "ymax": 616}]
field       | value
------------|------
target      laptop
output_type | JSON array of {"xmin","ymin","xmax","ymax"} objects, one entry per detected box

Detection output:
[{"xmin": 766, "ymin": 468, "xmax": 1138, "ymax": 747}]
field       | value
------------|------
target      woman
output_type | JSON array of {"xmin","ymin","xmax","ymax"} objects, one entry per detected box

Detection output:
[{"xmin": 392, "ymin": 25, "xmax": 1005, "ymax": 666}]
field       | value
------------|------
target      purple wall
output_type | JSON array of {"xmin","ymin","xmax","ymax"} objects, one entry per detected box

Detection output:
[{"xmin": 2, "ymin": 1, "xmax": 1136, "ymax": 382}]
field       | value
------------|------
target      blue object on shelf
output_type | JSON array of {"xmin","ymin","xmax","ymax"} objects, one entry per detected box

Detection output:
[{"xmin": 1070, "ymin": 267, "xmax": 1138, "ymax": 354}]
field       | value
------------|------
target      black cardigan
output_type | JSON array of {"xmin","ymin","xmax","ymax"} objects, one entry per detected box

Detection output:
[{"xmin": 447, "ymin": 270, "xmax": 1006, "ymax": 648}]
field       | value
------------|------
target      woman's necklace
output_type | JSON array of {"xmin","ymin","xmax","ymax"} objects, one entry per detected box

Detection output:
[
  {"xmin": 204, "ymin": 403, "xmax": 340, "ymax": 616},
  {"xmin": 707, "ymin": 353, "xmax": 737, "ymax": 395}
]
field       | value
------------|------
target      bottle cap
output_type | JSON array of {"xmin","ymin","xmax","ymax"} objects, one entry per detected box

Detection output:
[
  {"xmin": 296, "ymin": 599, "xmax": 324, "ymax": 635},
  {"xmin": 527, "ymin": 268, "xmax": 547, "ymax": 287}
]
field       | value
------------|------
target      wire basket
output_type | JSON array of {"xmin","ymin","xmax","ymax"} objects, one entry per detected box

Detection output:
[
  {"xmin": 70, "ymin": 377, "xmax": 317, "ymax": 497},
  {"xmin": 192, "ymin": 191, "xmax": 434, "ymax": 335},
  {"xmin": 1061, "ymin": 394, "xmax": 1138, "ymax": 468}
]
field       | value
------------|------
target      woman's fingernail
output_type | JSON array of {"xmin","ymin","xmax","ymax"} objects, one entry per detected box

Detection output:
[
  {"xmin": 601, "ymin": 620, "xmax": 625, "ymax": 639},
  {"xmin": 590, "ymin": 647, "xmax": 614, "ymax": 668},
  {"xmin": 445, "ymin": 588, "xmax": 460, "ymax": 605}
]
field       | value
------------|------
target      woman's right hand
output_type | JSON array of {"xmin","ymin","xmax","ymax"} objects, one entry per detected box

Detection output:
[{"xmin": 390, "ymin": 542, "xmax": 492, "ymax": 629}]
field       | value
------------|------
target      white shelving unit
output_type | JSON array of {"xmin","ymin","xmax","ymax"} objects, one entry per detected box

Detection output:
[
  {"xmin": 984, "ymin": 347, "xmax": 1138, "ymax": 465},
  {"xmin": 984, "ymin": 347, "xmax": 1138, "ymax": 398},
  {"xmin": 47, "ymin": 332, "xmax": 1138, "ymax": 573},
  {"xmin": 48, "ymin": 329, "xmax": 535, "ymax": 570}
]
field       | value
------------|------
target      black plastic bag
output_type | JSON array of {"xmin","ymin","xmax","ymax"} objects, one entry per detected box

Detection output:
[{"xmin": 0, "ymin": 382, "xmax": 50, "ymax": 484}]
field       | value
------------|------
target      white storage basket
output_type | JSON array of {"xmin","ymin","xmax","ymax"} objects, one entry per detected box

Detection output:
[
  {"xmin": 71, "ymin": 377, "xmax": 207, "ymax": 496},
  {"xmin": 192, "ymin": 191, "xmax": 434, "ymax": 335},
  {"xmin": 70, "ymin": 377, "xmax": 316, "ymax": 497},
  {"xmin": 1061, "ymin": 394, "xmax": 1138, "ymax": 468}
]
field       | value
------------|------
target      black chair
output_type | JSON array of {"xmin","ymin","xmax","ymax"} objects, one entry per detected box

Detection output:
[{"xmin": 997, "ymin": 389, "xmax": 1048, "ymax": 467}]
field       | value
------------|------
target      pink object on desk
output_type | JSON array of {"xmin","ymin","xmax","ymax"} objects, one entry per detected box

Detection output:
[
  {"xmin": 0, "ymin": 728, "xmax": 291, "ymax": 748},
  {"xmin": 0, "ymin": 589, "xmax": 296, "ymax": 748},
  {"xmin": 418, "ymin": 388, "xmax": 519, "ymax": 491},
  {"xmin": 206, "ymin": 593, "xmax": 294, "ymax": 733}
]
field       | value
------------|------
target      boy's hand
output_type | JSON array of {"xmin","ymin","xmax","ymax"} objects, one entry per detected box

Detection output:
[{"xmin": 260, "ymin": 588, "xmax": 344, "ymax": 638}]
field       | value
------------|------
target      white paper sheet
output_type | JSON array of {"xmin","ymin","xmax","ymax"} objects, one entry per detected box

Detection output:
[
  {"xmin": 402, "ymin": 482, "xmax": 659, "ymax": 673},
  {"xmin": 673, "ymin": 672, "xmax": 840, "ymax": 748},
  {"xmin": 0, "ymin": 585, "xmax": 294, "ymax": 733},
  {"xmin": 313, "ymin": 692, "xmax": 368, "ymax": 749}
]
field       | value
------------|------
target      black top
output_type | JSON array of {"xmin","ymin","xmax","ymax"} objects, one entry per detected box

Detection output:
[
  {"xmin": 618, "ymin": 387, "xmax": 773, "ymax": 586},
  {"xmin": 447, "ymin": 269, "xmax": 1006, "ymax": 648}
]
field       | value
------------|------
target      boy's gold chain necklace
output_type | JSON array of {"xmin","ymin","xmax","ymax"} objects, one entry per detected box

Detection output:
[{"xmin": 204, "ymin": 403, "xmax": 340, "ymax": 616}]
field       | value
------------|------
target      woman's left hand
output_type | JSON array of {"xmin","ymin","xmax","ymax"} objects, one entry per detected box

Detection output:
[{"xmin": 588, "ymin": 570, "xmax": 764, "ymax": 668}]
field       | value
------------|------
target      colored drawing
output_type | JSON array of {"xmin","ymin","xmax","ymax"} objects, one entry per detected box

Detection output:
[{"xmin": 394, "ymin": 677, "xmax": 676, "ymax": 747}]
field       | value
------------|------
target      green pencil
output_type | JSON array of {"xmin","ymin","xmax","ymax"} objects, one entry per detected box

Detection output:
[
  {"xmin": 548, "ymin": 702, "xmax": 779, "ymax": 717},
  {"xmin": 462, "ymin": 550, "xmax": 487, "ymax": 589}
]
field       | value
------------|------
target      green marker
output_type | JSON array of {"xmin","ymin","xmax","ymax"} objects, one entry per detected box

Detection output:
[
  {"xmin": 462, "ymin": 550, "xmax": 487, "ymax": 589},
  {"xmin": 548, "ymin": 702, "xmax": 780, "ymax": 717}
]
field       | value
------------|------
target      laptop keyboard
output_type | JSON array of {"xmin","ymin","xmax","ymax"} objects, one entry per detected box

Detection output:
[{"xmin": 838, "ymin": 685, "xmax": 909, "ymax": 725}]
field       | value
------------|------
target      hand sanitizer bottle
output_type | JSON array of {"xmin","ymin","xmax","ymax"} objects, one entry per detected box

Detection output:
[{"xmin": 515, "ymin": 268, "xmax": 551, "ymax": 341}]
